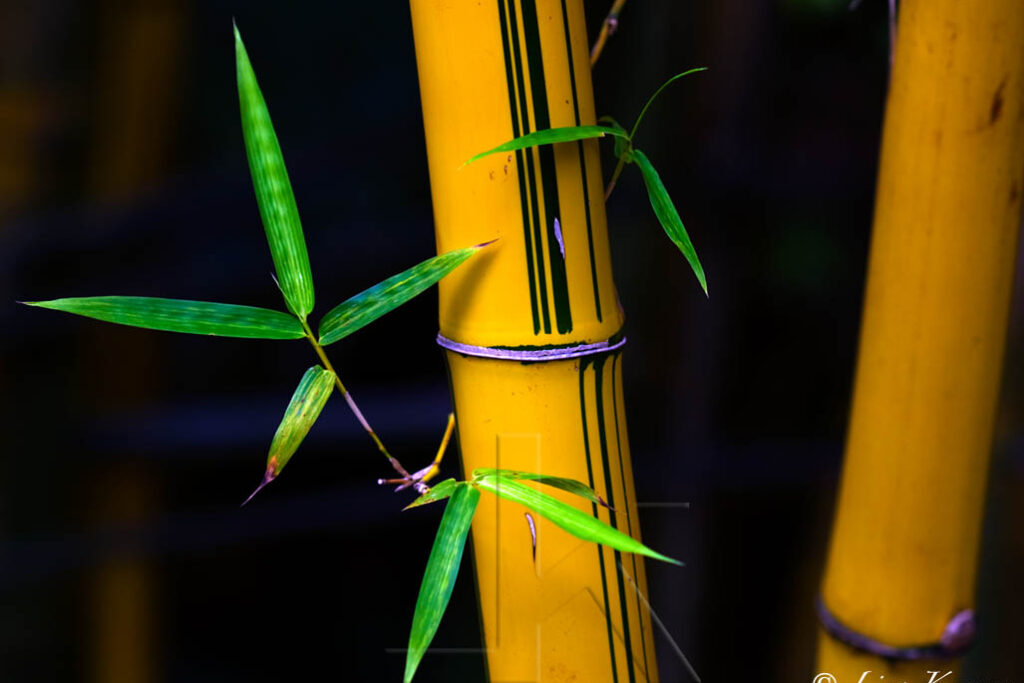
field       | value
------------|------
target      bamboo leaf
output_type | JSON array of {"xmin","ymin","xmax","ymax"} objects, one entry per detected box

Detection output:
[
  {"xmin": 244, "ymin": 365, "xmax": 336, "ymax": 503},
  {"xmin": 23, "ymin": 297, "xmax": 306, "ymax": 339},
  {"xmin": 472, "ymin": 468, "xmax": 612, "ymax": 510},
  {"xmin": 405, "ymin": 483, "xmax": 480, "ymax": 683},
  {"xmin": 596, "ymin": 115, "xmax": 628, "ymax": 135},
  {"xmin": 266, "ymin": 365, "xmax": 336, "ymax": 475},
  {"xmin": 475, "ymin": 475, "xmax": 681, "ymax": 566},
  {"xmin": 629, "ymin": 67, "xmax": 707, "ymax": 140},
  {"xmin": 404, "ymin": 479, "xmax": 460, "ymax": 510},
  {"xmin": 631, "ymin": 149, "xmax": 707, "ymax": 295},
  {"xmin": 235, "ymin": 24, "xmax": 315, "ymax": 320},
  {"xmin": 317, "ymin": 243, "xmax": 489, "ymax": 347},
  {"xmin": 464, "ymin": 125, "xmax": 630, "ymax": 166},
  {"xmin": 597, "ymin": 116, "xmax": 631, "ymax": 159}
]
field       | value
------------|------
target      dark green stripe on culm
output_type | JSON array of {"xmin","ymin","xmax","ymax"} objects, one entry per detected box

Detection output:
[
  {"xmin": 525, "ymin": 151, "xmax": 552, "ymax": 333},
  {"xmin": 498, "ymin": 0, "xmax": 541, "ymax": 334},
  {"xmin": 521, "ymin": 0, "xmax": 573, "ymax": 334},
  {"xmin": 508, "ymin": 0, "xmax": 551, "ymax": 333},
  {"xmin": 593, "ymin": 354, "xmax": 637, "ymax": 683},
  {"xmin": 580, "ymin": 356, "xmax": 619, "ymax": 683},
  {"xmin": 559, "ymin": 0, "xmax": 603, "ymax": 322},
  {"xmin": 612, "ymin": 355, "xmax": 651, "ymax": 681}
]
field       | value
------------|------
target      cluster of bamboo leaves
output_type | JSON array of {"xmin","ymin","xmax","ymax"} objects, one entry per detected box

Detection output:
[
  {"xmin": 401, "ymin": 469, "xmax": 680, "ymax": 683},
  {"xmin": 22, "ymin": 25, "xmax": 683, "ymax": 683},
  {"xmin": 466, "ymin": 67, "xmax": 709, "ymax": 295},
  {"xmin": 25, "ymin": 26, "xmax": 488, "ymax": 496}
]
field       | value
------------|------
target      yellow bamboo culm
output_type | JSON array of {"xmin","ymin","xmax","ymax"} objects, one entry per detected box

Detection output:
[
  {"xmin": 818, "ymin": 0, "xmax": 1024, "ymax": 679},
  {"xmin": 409, "ymin": 1, "xmax": 660, "ymax": 681}
]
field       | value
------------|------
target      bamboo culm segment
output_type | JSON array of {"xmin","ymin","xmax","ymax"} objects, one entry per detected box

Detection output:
[
  {"xmin": 411, "ymin": 1, "xmax": 662, "ymax": 680},
  {"xmin": 818, "ymin": 0, "xmax": 1024, "ymax": 678},
  {"xmin": 441, "ymin": 350, "xmax": 660, "ymax": 682},
  {"xmin": 411, "ymin": 0, "xmax": 625, "ymax": 348}
]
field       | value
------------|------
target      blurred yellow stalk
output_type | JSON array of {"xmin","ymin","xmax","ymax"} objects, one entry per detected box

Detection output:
[{"xmin": 818, "ymin": 0, "xmax": 1024, "ymax": 679}]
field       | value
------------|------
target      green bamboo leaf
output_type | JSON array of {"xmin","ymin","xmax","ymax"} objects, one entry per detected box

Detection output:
[
  {"xmin": 317, "ymin": 243, "xmax": 490, "ymax": 347},
  {"xmin": 629, "ymin": 67, "xmax": 707, "ymax": 139},
  {"xmin": 471, "ymin": 468, "xmax": 613, "ymax": 510},
  {"xmin": 475, "ymin": 475, "xmax": 681, "ymax": 566},
  {"xmin": 597, "ymin": 116, "xmax": 631, "ymax": 159},
  {"xmin": 631, "ymin": 149, "xmax": 707, "ymax": 295},
  {"xmin": 596, "ymin": 115, "xmax": 628, "ymax": 135},
  {"xmin": 244, "ymin": 365, "xmax": 336, "ymax": 504},
  {"xmin": 464, "ymin": 125, "xmax": 630, "ymax": 167},
  {"xmin": 404, "ymin": 479, "xmax": 460, "ymax": 510},
  {"xmin": 405, "ymin": 483, "xmax": 480, "ymax": 683},
  {"xmin": 23, "ymin": 296, "xmax": 306, "ymax": 339},
  {"xmin": 235, "ymin": 24, "xmax": 315, "ymax": 321}
]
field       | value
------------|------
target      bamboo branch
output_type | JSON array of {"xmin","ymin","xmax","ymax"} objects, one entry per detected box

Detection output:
[
  {"xmin": 300, "ymin": 320, "xmax": 414, "ymax": 481},
  {"xmin": 590, "ymin": 0, "xmax": 627, "ymax": 67}
]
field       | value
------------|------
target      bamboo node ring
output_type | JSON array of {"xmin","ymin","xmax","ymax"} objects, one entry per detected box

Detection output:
[
  {"xmin": 436, "ymin": 333, "xmax": 627, "ymax": 362},
  {"xmin": 816, "ymin": 598, "xmax": 975, "ymax": 660}
]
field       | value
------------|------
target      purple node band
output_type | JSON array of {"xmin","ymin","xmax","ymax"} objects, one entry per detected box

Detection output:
[
  {"xmin": 816, "ymin": 598, "xmax": 975, "ymax": 660},
  {"xmin": 436, "ymin": 333, "xmax": 627, "ymax": 362}
]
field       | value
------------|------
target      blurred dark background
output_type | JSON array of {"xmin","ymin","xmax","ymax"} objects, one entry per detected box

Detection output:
[{"xmin": 2, "ymin": 1, "xmax": 1023, "ymax": 681}]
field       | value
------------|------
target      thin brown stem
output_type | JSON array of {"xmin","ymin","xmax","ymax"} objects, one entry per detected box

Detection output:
[
  {"xmin": 590, "ymin": 0, "xmax": 628, "ymax": 67},
  {"xmin": 301, "ymin": 321, "xmax": 412, "ymax": 480},
  {"xmin": 605, "ymin": 153, "xmax": 628, "ymax": 200},
  {"xmin": 386, "ymin": 412, "xmax": 457, "ymax": 495}
]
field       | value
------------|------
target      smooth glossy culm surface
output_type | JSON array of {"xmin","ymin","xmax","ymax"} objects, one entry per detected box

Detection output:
[
  {"xmin": 819, "ymin": 0, "xmax": 1024, "ymax": 677},
  {"xmin": 410, "ymin": 1, "xmax": 661, "ymax": 680}
]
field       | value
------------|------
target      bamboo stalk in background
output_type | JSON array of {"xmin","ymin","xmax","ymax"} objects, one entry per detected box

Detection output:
[
  {"xmin": 818, "ymin": 0, "xmax": 1024, "ymax": 678},
  {"xmin": 409, "ymin": 1, "xmax": 661, "ymax": 681},
  {"xmin": 86, "ymin": 2, "xmax": 184, "ymax": 681}
]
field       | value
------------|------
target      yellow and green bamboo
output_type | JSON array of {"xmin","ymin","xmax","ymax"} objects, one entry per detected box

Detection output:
[
  {"xmin": 818, "ymin": 0, "xmax": 1024, "ymax": 677},
  {"xmin": 410, "ymin": 1, "xmax": 660, "ymax": 680}
]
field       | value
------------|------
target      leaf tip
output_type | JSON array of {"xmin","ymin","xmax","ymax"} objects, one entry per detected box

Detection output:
[
  {"xmin": 462, "ymin": 153, "xmax": 485, "ymax": 169},
  {"xmin": 693, "ymin": 262, "xmax": 708, "ymax": 296},
  {"xmin": 20, "ymin": 299, "xmax": 59, "ymax": 311},
  {"xmin": 473, "ymin": 237, "xmax": 500, "ymax": 249},
  {"xmin": 241, "ymin": 463, "xmax": 276, "ymax": 507},
  {"xmin": 650, "ymin": 550, "xmax": 685, "ymax": 567},
  {"xmin": 402, "ymin": 496, "xmax": 430, "ymax": 512},
  {"xmin": 405, "ymin": 645, "xmax": 430, "ymax": 683}
]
